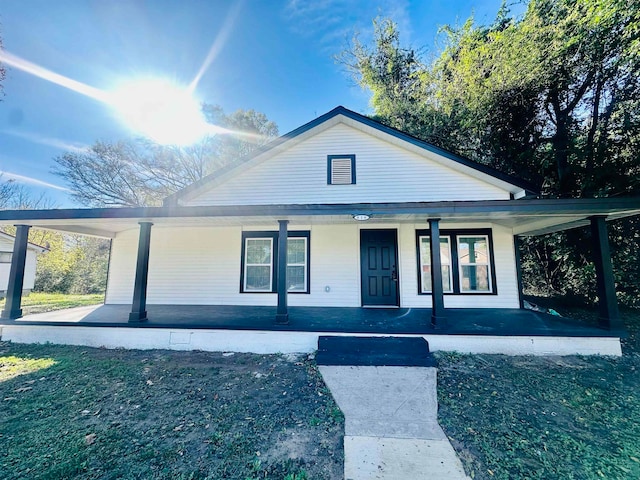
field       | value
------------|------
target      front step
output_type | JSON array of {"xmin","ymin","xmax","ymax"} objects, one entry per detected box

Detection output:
[{"xmin": 316, "ymin": 336, "xmax": 436, "ymax": 367}]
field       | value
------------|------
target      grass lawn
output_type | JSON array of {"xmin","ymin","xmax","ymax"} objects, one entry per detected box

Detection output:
[
  {"xmin": 0, "ymin": 292, "xmax": 104, "ymax": 316},
  {"xmin": 437, "ymin": 306, "xmax": 640, "ymax": 480},
  {"xmin": 0, "ymin": 344, "xmax": 343, "ymax": 479}
]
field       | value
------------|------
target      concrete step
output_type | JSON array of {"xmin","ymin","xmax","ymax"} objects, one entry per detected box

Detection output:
[{"xmin": 316, "ymin": 335, "xmax": 436, "ymax": 367}]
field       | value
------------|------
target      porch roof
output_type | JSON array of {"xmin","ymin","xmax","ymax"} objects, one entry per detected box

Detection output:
[{"xmin": 0, "ymin": 197, "xmax": 637, "ymax": 238}]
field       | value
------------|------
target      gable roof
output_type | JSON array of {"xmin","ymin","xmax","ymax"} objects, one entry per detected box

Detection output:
[
  {"xmin": 0, "ymin": 231, "xmax": 48, "ymax": 253},
  {"xmin": 164, "ymin": 106, "xmax": 539, "ymax": 206}
]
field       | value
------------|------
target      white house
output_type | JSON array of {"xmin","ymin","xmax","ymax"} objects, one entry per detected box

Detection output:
[
  {"xmin": 0, "ymin": 231, "xmax": 46, "ymax": 298},
  {"xmin": 0, "ymin": 107, "xmax": 638, "ymax": 354}
]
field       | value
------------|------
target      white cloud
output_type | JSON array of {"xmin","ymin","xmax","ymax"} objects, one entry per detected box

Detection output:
[
  {"xmin": 0, "ymin": 171, "xmax": 71, "ymax": 192},
  {"xmin": 2, "ymin": 129, "xmax": 90, "ymax": 154},
  {"xmin": 283, "ymin": 0, "xmax": 412, "ymax": 50}
]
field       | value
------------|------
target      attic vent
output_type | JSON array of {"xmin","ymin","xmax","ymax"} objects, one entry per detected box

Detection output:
[{"xmin": 327, "ymin": 155, "xmax": 356, "ymax": 185}]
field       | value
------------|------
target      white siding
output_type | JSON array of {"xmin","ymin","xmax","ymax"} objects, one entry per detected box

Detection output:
[
  {"xmin": 0, "ymin": 237, "xmax": 39, "ymax": 293},
  {"xmin": 106, "ymin": 223, "xmax": 518, "ymax": 309},
  {"xmin": 105, "ymin": 229, "xmax": 138, "ymax": 304},
  {"xmin": 23, "ymin": 252, "xmax": 38, "ymax": 290},
  {"xmin": 184, "ymin": 123, "xmax": 510, "ymax": 206}
]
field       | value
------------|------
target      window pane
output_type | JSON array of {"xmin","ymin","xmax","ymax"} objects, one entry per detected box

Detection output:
[
  {"xmin": 287, "ymin": 238, "xmax": 306, "ymax": 264},
  {"xmin": 246, "ymin": 239, "xmax": 271, "ymax": 264},
  {"xmin": 461, "ymin": 265, "xmax": 490, "ymax": 292},
  {"xmin": 442, "ymin": 265, "xmax": 451, "ymax": 291},
  {"xmin": 245, "ymin": 266, "xmax": 272, "ymax": 291},
  {"xmin": 458, "ymin": 237, "xmax": 488, "ymax": 264},
  {"xmin": 419, "ymin": 236, "xmax": 452, "ymax": 292},
  {"xmin": 421, "ymin": 265, "xmax": 432, "ymax": 292},
  {"xmin": 0, "ymin": 252, "xmax": 12, "ymax": 263},
  {"xmin": 287, "ymin": 265, "xmax": 306, "ymax": 291}
]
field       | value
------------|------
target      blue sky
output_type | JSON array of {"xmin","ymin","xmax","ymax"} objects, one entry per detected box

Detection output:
[{"xmin": 0, "ymin": 0, "xmax": 518, "ymax": 207}]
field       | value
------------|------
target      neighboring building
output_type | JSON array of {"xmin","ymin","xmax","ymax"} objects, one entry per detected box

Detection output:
[
  {"xmin": 0, "ymin": 107, "xmax": 638, "ymax": 341},
  {"xmin": 0, "ymin": 231, "xmax": 47, "ymax": 298}
]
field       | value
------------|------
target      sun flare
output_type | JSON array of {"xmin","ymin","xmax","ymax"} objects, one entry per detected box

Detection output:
[{"xmin": 110, "ymin": 79, "xmax": 210, "ymax": 146}]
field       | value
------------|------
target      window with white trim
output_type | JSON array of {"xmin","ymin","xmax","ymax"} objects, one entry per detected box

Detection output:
[
  {"xmin": 241, "ymin": 231, "xmax": 310, "ymax": 293},
  {"xmin": 418, "ymin": 236, "xmax": 453, "ymax": 293},
  {"xmin": 0, "ymin": 252, "xmax": 12, "ymax": 263},
  {"xmin": 416, "ymin": 229, "xmax": 496, "ymax": 295},
  {"xmin": 286, "ymin": 237, "xmax": 308, "ymax": 292},
  {"xmin": 243, "ymin": 238, "xmax": 273, "ymax": 292},
  {"xmin": 458, "ymin": 235, "xmax": 491, "ymax": 293},
  {"xmin": 327, "ymin": 154, "xmax": 355, "ymax": 185}
]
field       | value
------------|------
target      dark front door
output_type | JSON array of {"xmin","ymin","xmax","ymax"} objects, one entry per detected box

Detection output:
[{"xmin": 360, "ymin": 229, "xmax": 399, "ymax": 306}]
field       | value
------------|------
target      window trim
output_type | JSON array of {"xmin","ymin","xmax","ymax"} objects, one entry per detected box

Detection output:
[
  {"xmin": 415, "ymin": 228, "xmax": 497, "ymax": 295},
  {"xmin": 240, "ymin": 230, "xmax": 311, "ymax": 294},
  {"xmin": 327, "ymin": 154, "xmax": 356, "ymax": 185}
]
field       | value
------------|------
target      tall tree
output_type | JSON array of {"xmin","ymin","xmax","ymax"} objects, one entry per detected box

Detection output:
[
  {"xmin": 344, "ymin": 1, "xmax": 640, "ymax": 305},
  {"xmin": 345, "ymin": 1, "xmax": 640, "ymax": 197},
  {"xmin": 53, "ymin": 105, "xmax": 278, "ymax": 207}
]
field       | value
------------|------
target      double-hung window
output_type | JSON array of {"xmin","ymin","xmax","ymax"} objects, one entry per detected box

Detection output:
[
  {"xmin": 416, "ymin": 229, "xmax": 496, "ymax": 294},
  {"xmin": 241, "ymin": 231, "xmax": 310, "ymax": 293},
  {"xmin": 418, "ymin": 236, "xmax": 453, "ymax": 293},
  {"xmin": 244, "ymin": 238, "xmax": 274, "ymax": 292},
  {"xmin": 457, "ymin": 235, "xmax": 492, "ymax": 293}
]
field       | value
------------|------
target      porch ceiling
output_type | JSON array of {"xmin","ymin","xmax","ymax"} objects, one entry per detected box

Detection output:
[{"xmin": 0, "ymin": 198, "xmax": 637, "ymax": 238}]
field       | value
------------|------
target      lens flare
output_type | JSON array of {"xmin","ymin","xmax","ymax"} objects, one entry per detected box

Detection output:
[{"xmin": 109, "ymin": 78, "xmax": 211, "ymax": 146}]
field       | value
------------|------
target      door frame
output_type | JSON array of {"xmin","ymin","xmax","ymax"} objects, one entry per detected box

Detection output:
[{"xmin": 359, "ymin": 228, "xmax": 400, "ymax": 307}]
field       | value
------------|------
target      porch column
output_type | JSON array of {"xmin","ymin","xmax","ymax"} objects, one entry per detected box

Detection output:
[
  {"xmin": 589, "ymin": 216, "xmax": 621, "ymax": 330},
  {"xmin": 428, "ymin": 218, "xmax": 446, "ymax": 329},
  {"xmin": 513, "ymin": 235, "xmax": 525, "ymax": 309},
  {"xmin": 1, "ymin": 225, "xmax": 31, "ymax": 320},
  {"xmin": 129, "ymin": 221, "xmax": 153, "ymax": 323},
  {"xmin": 275, "ymin": 219, "xmax": 289, "ymax": 324}
]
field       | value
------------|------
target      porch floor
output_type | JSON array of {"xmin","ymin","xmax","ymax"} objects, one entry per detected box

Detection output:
[{"xmin": 6, "ymin": 304, "xmax": 618, "ymax": 338}]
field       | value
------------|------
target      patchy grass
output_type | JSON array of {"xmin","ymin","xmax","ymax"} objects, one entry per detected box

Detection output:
[
  {"xmin": 0, "ymin": 343, "xmax": 343, "ymax": 479},
  {"xmin": 0, "ymin": 292, "xmax": 104, "ymax": 315},
  {"xmin": 437, "ymin": 307, "xmax": 640, "ymax": 480}
]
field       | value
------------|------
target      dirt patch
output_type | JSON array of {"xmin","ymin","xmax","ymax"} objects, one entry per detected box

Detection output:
[{"xmin": 0, "ymin": 342, "xmax": 344, "ymax": 479}]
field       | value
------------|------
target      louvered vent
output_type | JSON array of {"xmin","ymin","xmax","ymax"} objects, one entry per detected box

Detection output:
[{"xmin": 329, "ymin": 155, "xmax": 355, "ymax": 185}]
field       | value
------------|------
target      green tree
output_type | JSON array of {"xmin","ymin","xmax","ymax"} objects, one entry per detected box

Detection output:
[
  {"xmin": 344, "ymin": 1, "xmax": 640, "ymax": 305},
  {"xmin": 30, "ymin": 230, "xmax": 110, "ymax": 294}
]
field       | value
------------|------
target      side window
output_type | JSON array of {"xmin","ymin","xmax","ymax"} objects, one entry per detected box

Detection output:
[
  {"xmin": 241, "ymin": 231, "xmax": 310, "ymax": 293},
  {"xmin": 457, "ymin": 236, "xmax": 492, "ymax": 293},
  {"xmin": 416, "ymin": 230, "xmax": 496, "ymax": 295},
  {"xmin": 0, "ymin": 252, "xmax": 13, "ymax": 263},
  {"xmin": 286, "ymin": 237, "xmax": 308, "ymax": 292},
  {"xmin": 243, "ymin": 238, "xmax": 273, "ymax": 292},
  {"xmin": 418, "ymin": 236, "xmax": 453, "ymax": 293}
]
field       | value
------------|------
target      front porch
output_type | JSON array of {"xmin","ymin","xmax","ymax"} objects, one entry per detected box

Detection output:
[{"xmin": 0, "ymin": 305, "xmax": 623, "ymax": 356}]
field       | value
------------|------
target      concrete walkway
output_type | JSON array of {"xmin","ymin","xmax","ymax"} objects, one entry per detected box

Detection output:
[{"xmin": 319, "ymin": 366, "xmax": 470, "ymax": 480}]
